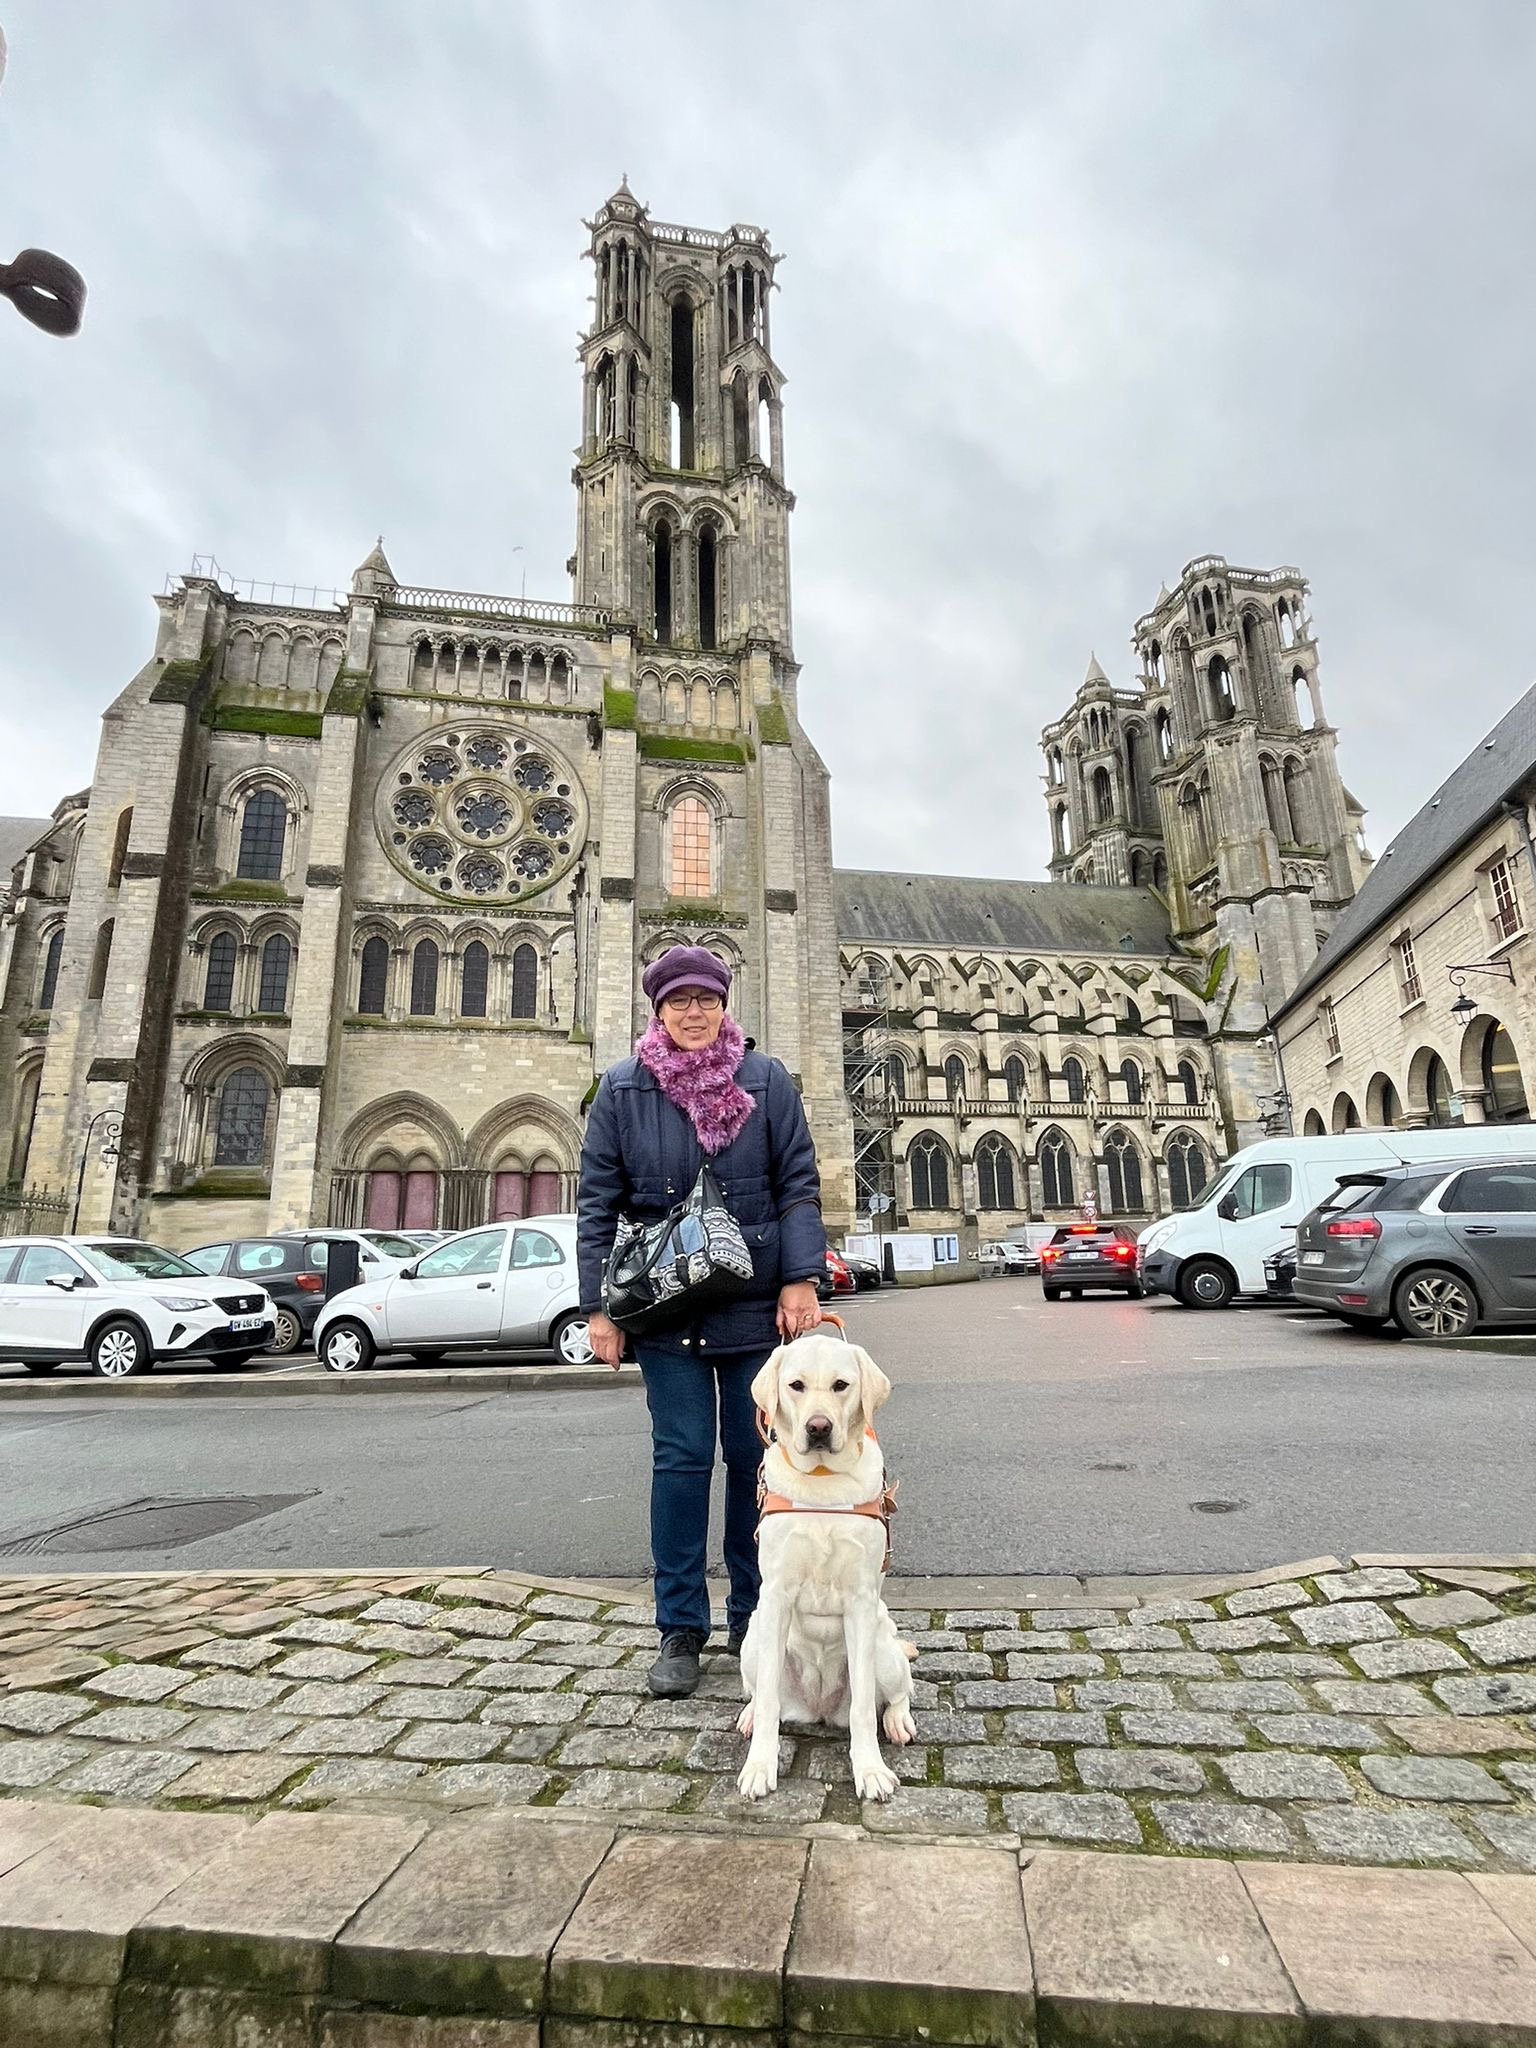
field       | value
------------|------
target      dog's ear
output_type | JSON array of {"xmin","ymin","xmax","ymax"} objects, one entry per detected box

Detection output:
[
  {"xmin": 750, "ymin": 1344, "xmax": 788, "ymax": 1428},
  {"xmin": 851, "ymin": 1344, "xmax": 891, "ymax": 1434}
]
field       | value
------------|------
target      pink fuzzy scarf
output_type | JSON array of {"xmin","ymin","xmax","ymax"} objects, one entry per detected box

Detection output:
[{"xmin": 636, "ymin": 1013, "xmax": 755, "ymax": 1156}]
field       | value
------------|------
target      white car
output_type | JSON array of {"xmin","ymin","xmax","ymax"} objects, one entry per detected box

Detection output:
[
  {"xmin": 0, "ymin": 1236, "xmax": 275, "ymax": 1379},
  {"xmin": 270, "ymin": 1228, "xmax": 421, "ymax": 1281},
  {"xmin": 313, "ymin": 1214, "xmax": 592, "ymax": 1372}
]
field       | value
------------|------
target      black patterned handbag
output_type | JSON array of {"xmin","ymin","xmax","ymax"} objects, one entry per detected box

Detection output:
[{"xmin": 602, "ymin": 1163, "xmax": 755, "ymax": 1335}]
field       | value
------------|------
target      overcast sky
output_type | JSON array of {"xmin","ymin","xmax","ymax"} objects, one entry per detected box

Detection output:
[{"xmin": 3, "ymin": 2, "xmax": 1534, "ymax": 878}]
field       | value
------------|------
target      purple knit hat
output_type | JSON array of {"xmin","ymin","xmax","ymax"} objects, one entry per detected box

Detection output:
[{"xmin": 642, "ymin": 944, "xmax": 731, "ymax": 1012}]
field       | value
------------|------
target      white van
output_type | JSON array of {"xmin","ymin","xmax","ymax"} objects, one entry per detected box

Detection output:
[{"xmin": 1138, "ymin": 1128, "xmax": 1536, "ymax": 1309}]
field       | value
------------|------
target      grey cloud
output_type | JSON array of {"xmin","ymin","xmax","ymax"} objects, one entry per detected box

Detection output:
[{"xmin": 2, "ymin": 0, "xmax": 1533, "ymax": 873}]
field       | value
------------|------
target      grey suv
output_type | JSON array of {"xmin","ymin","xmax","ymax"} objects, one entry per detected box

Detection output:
[{"xmin": 1294, "ymin": 1156, "xmax": 1536, "ymax": 1338}]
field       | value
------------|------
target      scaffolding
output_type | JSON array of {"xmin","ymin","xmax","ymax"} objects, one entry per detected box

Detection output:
[{"xmin": 842, "ymin": 959, "xmax": 898, "ymax": 1226}]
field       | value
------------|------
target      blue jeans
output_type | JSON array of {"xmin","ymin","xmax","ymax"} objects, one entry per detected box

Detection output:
[{"xmin": 635, "ymin": 1342, "xmax": 765, "ymax": 1640}]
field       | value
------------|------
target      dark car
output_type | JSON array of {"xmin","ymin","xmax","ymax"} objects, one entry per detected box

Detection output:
[
  {"xmin": 1294, "ymin": 1155, "xmax": 1536, "ymax": 1338},
  {"xmin": 182, "ymin": 1236, "xmax": 343, "ymax": 1355},
  {"xmin": 842, "ymin": 1254, "xmax": 884, "ymax": 1291},
  {"xmin": 817, "ymin": 1248, "xmax": 859, "ymax": 1300},
  {"xmin": 1040, "ymin": 1223, "xmax": 1144, "ymax": 1301}
]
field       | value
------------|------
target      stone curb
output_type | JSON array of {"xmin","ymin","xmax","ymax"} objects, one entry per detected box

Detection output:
[
  {"xmin": 2, "ymin": 1800, "xmax": 1535, "ymax": 2045},
  {"xmin": 0, "ymin": 1363, "xmax": 644, "ymax": 1399}
]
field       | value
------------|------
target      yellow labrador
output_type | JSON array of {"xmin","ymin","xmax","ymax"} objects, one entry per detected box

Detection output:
[{"xmin": 736, "ymin": 1330, "xmax": 916, "ymax": 1801}]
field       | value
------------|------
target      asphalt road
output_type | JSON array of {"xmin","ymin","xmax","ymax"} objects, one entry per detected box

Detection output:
[{"xmin": 1, "ymin": 1282, "xmax": 1531, "ymax": 1578}]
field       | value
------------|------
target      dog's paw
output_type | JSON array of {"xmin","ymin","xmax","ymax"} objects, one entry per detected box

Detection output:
[
  {"xmin": 736, "ymin": 1702, "xmax": 755, "ymax": 1738},
  {"xmin": 854, "ymin": 1757, "xmax": 900, "ymax": 1802},
  {"xmin": 882, "ymin": 1700, "xmax": 917, "ymax": 1745},
  {"xmin": 900, "ymin": 1638, "xmax": 919, "ymax": 1661},
  {"xmin": 737, "ymin": 1751, "xmax": 779, "ymax": 1800}
]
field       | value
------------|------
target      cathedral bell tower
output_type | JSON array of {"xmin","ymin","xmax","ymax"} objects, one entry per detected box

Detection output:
[{"xmin": 574, "ymin": 181, "xmax": 791, "ymax": 657}]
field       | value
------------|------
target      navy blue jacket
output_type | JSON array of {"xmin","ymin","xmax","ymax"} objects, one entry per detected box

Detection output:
[{"xmin": 577, "ymin": 1047, "xmax": 827, "ymax": 1353}]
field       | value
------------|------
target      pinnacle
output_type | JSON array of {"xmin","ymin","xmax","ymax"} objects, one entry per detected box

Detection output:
[{"xmin": 1083, "ymin": 651, "xmax": 1110, "ymax": 688}]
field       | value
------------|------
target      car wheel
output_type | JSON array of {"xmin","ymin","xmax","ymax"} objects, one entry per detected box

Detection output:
[
  {"xmin": 22, "ymin": 1360, "xmax": 60, "ymax": 1376},
  {"xmin": 1392, "ymin": 1267, "xmax": 1478, "ymax": 1340},
  {"xmin": 1042, "ymin": 1288, "xmax": 1061, "ymax": 1302},
  {"xmin": 320, "ymin": 1321, "xmax": 374, "ymax": 1374},
  {"xmin": 551, "ymin": 1311, "xmax": 596, "ymax": 1365},
  {"xmin": 1069, "ymin": 1289, "xmax": 1083, "ymax": 1300},
  {"xmin": 267, "ymin": 1306, "xmax": 304, "ymax": 1356},
  {"xmin": 1126, "ymin": 1281, "xmax": 1144, "ymax": 1300},
  {"xmin": 90, "ymin": 1319, "xmax": 149, "ymax": 1379},
  {"xmin": 1178, "ymin": 1258, "xmax": 1236, "ymax": 1310}
]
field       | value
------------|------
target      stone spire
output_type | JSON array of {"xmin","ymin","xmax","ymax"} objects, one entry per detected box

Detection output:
[{"xmin": 351, "ymin": 538, "xmax": 395, "ymax": 597}]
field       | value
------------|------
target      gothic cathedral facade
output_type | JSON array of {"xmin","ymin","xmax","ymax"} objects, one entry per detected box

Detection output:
[{"xmin": 0, "ymin": 190, "xmax": 1367, "ymax": 1254}]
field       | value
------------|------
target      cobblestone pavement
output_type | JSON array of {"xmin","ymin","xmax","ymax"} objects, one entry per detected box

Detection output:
[{"xmin": 1, "ymin": 1562, "xmax": 1534, "ymax": 1871}]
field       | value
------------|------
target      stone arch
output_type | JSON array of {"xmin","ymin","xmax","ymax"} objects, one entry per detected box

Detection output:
[
  {"xmin": 1302, "ymin": 1108, "xmax": 1327, "ymax": 1138},
  {"xmin": 1330, "ymin": 1090, "xmax": 1361, "ymax": 1133},
  {"xmin": 1365, "ymin": 1070, "xmax": 1404, "ymax": 1128},
  {"xmin": 334, "ymin": 1091, "xmax": 466, "ymax": 1171},
  {"xmin": 1460, "ymin": 1012, "xmax": 1530, "ymax": 1123},
  {"xmin": 466, "ymin": 1095, "xmax": 584, "ymax": 1176},
  {"xmin": 256, "ymin": 629, "xmax": 290, "ymax": 689},
  {"xmin": 1407, "ymin": 1043, "xmax": 1457, "ymax": 1127}
]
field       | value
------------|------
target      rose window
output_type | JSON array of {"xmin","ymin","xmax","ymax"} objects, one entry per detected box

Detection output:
[
  {"xmin": 375, "ymin": 721, "xmax": 589, "ymax": 905},
  {"xmin": 457, "ymin": 853, "xmax": 505, "ymax": 895},
  {"xmin": 453, "ymin": 786, "xmax": 516, "ymax": 840},
  {"xmin": 466, "ymin": 735, "xmax": 508, "ymax": 772}
]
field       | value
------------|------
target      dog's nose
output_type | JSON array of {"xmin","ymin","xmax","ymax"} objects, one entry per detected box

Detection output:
[{"xmin": 805, "ymin": 1414, "xmax": 834, "ymax": 1444}]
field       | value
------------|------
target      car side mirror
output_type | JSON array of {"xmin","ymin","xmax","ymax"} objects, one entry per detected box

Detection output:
[
  {"xmin": 45, "ymin": 1273, "xmax": 77, "ymax": 1291},
  {"xmin": 401, "ymin": 1263, "xmax": 418, "ymax": 1280},
  {"xmin": 1216, "ymin": 1195, "xmax": 1238, "ymax": 1221}
]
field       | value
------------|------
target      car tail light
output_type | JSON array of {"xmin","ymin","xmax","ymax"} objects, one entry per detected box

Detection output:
[
  {"xmin": 1069, "ymin": 1224, "xmax": 1096, "ymax": 1234},
  {"xmin": 1326, "ymin": 1217, "xmax": 1381, "ymax": 1240},
  {"xmin": 1040, "ymin": 1246, "xmax": 1060, "ymax": 1262},
  {"xmin": 1111, "ymin": 1244, "xmax": 1135, "ymax": 1259},
  {"xmin": 295, "ymin": 1271, "xmax": 324, "ymax": 1292}
]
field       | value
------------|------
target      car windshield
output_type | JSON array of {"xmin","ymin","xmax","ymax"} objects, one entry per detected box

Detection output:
[
  {"xmin": 1049, "ymin": 1227, "xmax": 1123, "ymax": 1247},
  {"xmin": 363, "ymin": 1232, "xmax": 422, "ymax": 1258},
  {"xmin": 1184, "ymin": 1164, "xmax": 1236, "ymax": 1211},
  {"xmin": 76, "ymin": 1241, "xmax": 205, "ymax": 1281}
]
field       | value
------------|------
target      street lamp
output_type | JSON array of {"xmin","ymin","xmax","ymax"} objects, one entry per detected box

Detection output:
[
  {"xmin": 70, "ymin": 1111, "xmax": 121, "ymax": 1233},
  {"xmin": 0, "ymin": 25, "xmax": 86, "ymax": 336},
  {"xmin": 1446, "ymin": 959, "xmax": 1515, "ymax": 1024}
]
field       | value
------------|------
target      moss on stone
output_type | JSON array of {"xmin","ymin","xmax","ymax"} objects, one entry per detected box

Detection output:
[
  {"xmin": 757, "ymin": 695, "xmax": 791, "ymax": 746},
  {"xmin": 324, "ymin": 667, "xmax": 371, "ymax": 719},
  {"xmin": 209, "ymin": 704, "xmax": 324, "ymax": 739},
  {"xmin": 603, "ymin": 682, "xmax": 637, "ymax": 731},
  {"xmin": 149, "ymin": 649, "xmax": 214, "ymax": 706},
  {"xmin": 637, "ymin": 734, "xmax": 749, "ymax": 765},
  {"xmin": 206, "ymin": 881, "xmax": 293, "ymax": 903}
]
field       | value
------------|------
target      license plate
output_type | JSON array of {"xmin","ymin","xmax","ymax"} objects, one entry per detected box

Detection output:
[
  {"xmin": 228, "ymin": 1314, "xmax": 265, "ymax": 1332},
  {"xmin": 1065, "ymin": 1251, "xmax": 1097, "ymax": 1261},
  {"xmin": 1301, "ymin": 1251, "xmax": 1325, "ymax": 1266}
]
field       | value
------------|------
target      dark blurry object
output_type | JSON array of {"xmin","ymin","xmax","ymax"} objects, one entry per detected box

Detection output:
[{"xmin": 0, "ymin": 24, "xmax": 87, "ymax": 336}]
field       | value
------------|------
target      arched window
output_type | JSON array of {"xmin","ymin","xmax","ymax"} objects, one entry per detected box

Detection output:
[
  {"xmin": 213, "ymin": 1067, "xmax": 271, "ymax": 1168},
  {"xmin": 1123, "ymin": 998, "xmax": 1143, "ymax": 1031},
  {"xmin": 757, "ymin": 378, "xmax": 773, "ymax": 465},
  {"xmin": 670, "ymin": 295, "xmax": 696, "ymax": 467},
  {"xmin": 1283, "ymin": 760, "xmax": 1311, "ymax": 844},
  {"xmin": 1152, "ymin": 852, "xmax": 1168, "ymax": 890},
  {"xmin": 669, "ymin": 796, "xmax": 713, "ymax": 897},
  {"xmin": 107, "ymin": 808, "xmax": 133, "ymax": 889},
  {"xmin": 1332, "ymin": 1092, "xmax": 1361, "ymax": 1133},
  {"xmin": 1481, "ymin": 1024, "xmax": 1529, "ymax": 1122},
  {"xmin": 1119, "ymin": 1058, "xmax": 1144, "ymax": 1105},
  {"xmin": 976, "ymin": 1134, "xmax": 1016, "ymax": 1210},
  {"xmin": 257, "ymin": 933, "xmax": 291, "ymax": 1014},
  {"xmin": 9, "ymin": 1062, "xmax": 40, "ymax": 1183},
  {"xmin": 37, "ymin": 927, "xmax": 64, "ymax": 1011},
  {"xmin": 1207, "ymin": 656, "xmax": 1235, "ymax": 722},
  {"xmin": 652, "ymin": 522, "xmax": 674, "ymax": 643},
  {"xmin": 1277, "ymin": 600, "xmax": 1296, "ymax": 648},
  {"xmin": 358, "ymin": 935, "xmax": 388, "ymax": 1015},
  {"xmin": 86, "ymin": 919, "xmax": 114, "ymax": 1002},
  {"xmin": 1148, "ymin": 640, "xmax": 1166, "ymax": 684},
  {"xmin": 1166, "ymin": 1131, "xmax": 1207, "ymax": 1210},
  {"xmin": 1261, "ymin": 758, "xmax": 1292, "ymax": 843},
  {"xmin": 1303, "ymin": 1109, "xmax": 1327, "ymax": 1138},
  {"xmin": 944, "ymin": 1054, "xmax": 968, "ymax": 1102},
  {"xmin": 1091, "ymin": 766, "xmax": 1114, "ymax": 824},
  {"xmin": 697, "ymin": 522, "xmax": 719, "ymax": 650},
  {"xmin": 1201, "ymin": 587, "xmax": 1218, "ymax": 636},
  {"xmin": 1048, "ymin": 747, "xmax": 1064, "ymax": 786},
  {"xmin": 461, "ymin": 941, "xmax": 490, "ymax": 1019},
  {"xmin": 1105, "ymin": 1129, "xmax": 1144, "ymax": 1213},
  {"xmin": 409, "ymin": 939, "xmax": 439, "ymax": 1017},
  {"xmin": 1039, "ymin": 1128, "xmax": 1074, "ymax": 1208},
  {"xmin": 1051, "ymin": 805, "xmax": 1071, "ymax": 858},
  {"xmin": 1292, "ymin": 669, "xmax": 1310, "ymax": 729},
  {"xmin": 908, "ymin": 1134, "xmax": 950, "ymax": 1210},
  {"xmin": 203, "ymin": 931, "xmax": 237, "ymax": 1012},
  {"xmin": 236, "ymin": 789, "xmax": 288, "ymax": 882},
  {"xmin": 1062, "ymin": 1056, "xmax": 1087, "ymax": 1104},
  {"xmin": 1378, "ymin": 1076, "xmax": 1402, "ymax": 1127},
  {"xmin": 1177, "ymin": 1059, "xmax": 1200, "ymax": 1105},
  {"xmin": 1003, "ymin": 1055, "xmax": 1028, "ymax": 1104},
  {"xmin": 1129, "ymin": 851, "xmax": 1147, "ymax": 884},
  {"xmin": 1155, "ymin": 708, "xmax": 1172, "ymax": 762},
  {"xmin": 510, "ymin": 943, "xmax": 539, "ymax": 1020},
  {"xmin": 1180, "ymin": 783, "xmax": 1209, "ymax": 866}
]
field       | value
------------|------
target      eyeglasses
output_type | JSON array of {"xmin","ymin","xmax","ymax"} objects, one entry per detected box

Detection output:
[{"xmin": 661, "ymin": 991, "xmax": 723, "ymax": 1014}]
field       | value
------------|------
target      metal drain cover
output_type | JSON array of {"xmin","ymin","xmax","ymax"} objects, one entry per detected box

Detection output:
[
  {"xmin": 0, "ymin": 1493, "xmax": 316, "ymax": 1556},
  {"xmin": 1189, "ymin": 1498, "xmax": 1246, "ymax": 1515}
]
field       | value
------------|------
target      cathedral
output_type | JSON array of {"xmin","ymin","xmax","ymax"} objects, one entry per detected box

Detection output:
[{"xmin": 0, "ymin": 187, "xmax": 1368, "ymax": 1255}]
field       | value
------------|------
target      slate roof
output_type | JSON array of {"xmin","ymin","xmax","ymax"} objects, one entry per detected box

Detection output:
[
  {"xmin": 1275, "ymin": 679, "xmax": 1536, "ymax": 1021},
  {"xmin": 834, "ymin": 869, "xmax": 1174, "ymax": 956},
  {"xmin": 0, "ymin": 816, "xmax": 52, "ymax": 883}
]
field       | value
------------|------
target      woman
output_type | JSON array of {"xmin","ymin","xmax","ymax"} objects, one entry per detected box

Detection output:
[{"xmin": 578, "ymin": 944, "xmax": 826, "ymax": 1699}]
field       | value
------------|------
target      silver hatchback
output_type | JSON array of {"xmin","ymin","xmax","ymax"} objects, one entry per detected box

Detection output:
[{"xmin": 1294, "ymin": 1156, "xmax": 1536, "ymax": 1338}]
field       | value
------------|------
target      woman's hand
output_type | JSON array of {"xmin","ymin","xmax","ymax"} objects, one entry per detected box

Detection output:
[
  {"xmin": 776, "ymin": 1280, "xmax": 823, "ymax": 1343},
  {"xmin": 587, "ymin": 1311, "xmax": 626, "ymax": 1369}
]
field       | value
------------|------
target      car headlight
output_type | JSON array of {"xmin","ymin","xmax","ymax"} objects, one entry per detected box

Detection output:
[{"xmin": 154, "ymin": 1295, "xmax": 211, "ymax": 1312}]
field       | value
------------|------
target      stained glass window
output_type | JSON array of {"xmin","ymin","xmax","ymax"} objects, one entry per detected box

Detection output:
[
  {"xmin": 461, "ymin": 941, "xmax": 490, "ymax": 1018},
  {"xmin": 236, "ymin": 790, "xmax": 287, "ymax": 881},
  {"xmin": 510, "ymin": 944, "xmax": 538, "ymax": 1019},
  {"xmin": 669, "ymin": 797, "xmax": 712, "ymax": 897},
  {"xmin": 358, "ymin": 936, "xmax": 388, "ymax": 1014},
  {"xmin": 257, "ymin": 934, "xmax": 291, "ymax": 1013},
  {"xmin": 410, "ymin": 940, "xmax": 439, "ymax": 1016},
  {"xmin": 214, "ymin": 1067, "xmax": 270, "ymax": 1167},
  {"xmin": 204, "ymin": 932, "xmax": 237, "ymax": 1012}
]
